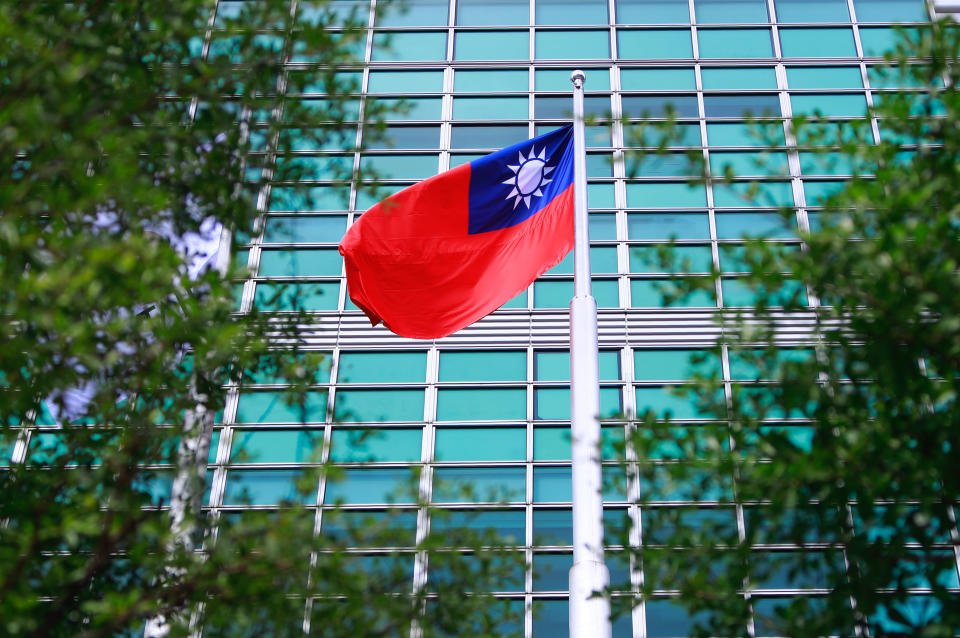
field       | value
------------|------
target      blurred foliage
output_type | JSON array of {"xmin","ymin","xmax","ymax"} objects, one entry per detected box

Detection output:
[
  {"xmin": 0, "ymin": 1, "xmax": 523, "ymax": 636},
  {"xmin": 615, "ymin": 15, "xmax": 960, "ymax": 638}
]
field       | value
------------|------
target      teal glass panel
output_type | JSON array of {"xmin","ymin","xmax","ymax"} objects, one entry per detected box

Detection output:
[
  {"xmin": 455, "ymin": 69, "xmax": 529, "ymax": 92},
  {"xmin": 616, "ymin": 0, "xmax": 691, "ymax": 24},
  {"xmin": 700, "ymin": 66, "xmax": 777, "ymax": 89},
  {"xmin": 457, "ymin": 0, "xmax": 530, "ymax": 24},
  {"xmin": 622, "ymin": 95, "xmax": 699, "ymax": 118},
  {"xmin": 277, "ymin": 154, "xmax": 353, "ymax": 180},
  {"xmin": 230, "ymin": 429, "xmax": 322, "ymax": 464},
  {"xmin": 499, "ymin": 289, "xmax": 528, "ymax": 308},
  {"xmin": 713, "ymin": 181, "xmax": 794, "ymax": 208},
  {"xmin": 535, "ymin": 279, "xmax": 620, "ymax": 308},
  {"xmin": 436, "ymin": 388, "xmax": 527, "ymax": 421},
  {"xmin": 434, "ymin": 427, "xmax": 526, "ymax": 461},
  {"xmin": 626, "ymin": 182, "xmax": 707, "ymax": 208},
  {"xmin": 620, "ymin": 67, "xmax": 696, "ymax": 90},
  {"xmin": 371, "ymin": 97, "xmax": 443, "ymax": 120},
  {"xmin": 536, "ymin": 0, "xmax": 608, "ymax": 24},
  {"xmin": 534, "ymin": 387, "xmax": 622, "ymax": 419},
  {"xmin": 536, "ymin": 30, "xmax": 610, "ymax": 59},
  {"xmin": 254, "ymin": 282, "xmax": 339, "ymax": 311},
  {"xmin": 329, "ymin": 428, "xmax": 422, "ymax": 462},
  {"xmin": 722, "ymin": 278, "xmax": 808, "ymax": 307},
  {"xmin": 533, "ymin": 552, "xmax": 573, "ymax": 590},
  {"xmin": 455, "ymin": 31, "xmax": 529, "ymax": 60},
  {"xmin": 630, "ymin": 153, "xmax": 697, "ymax": 178},
  {"xmin": 590, "ymin": 213, "xmax": 618, "ymax": 239},
  {"xmin": 706, "ymin": 122, "xmax": 785, "ymax": 147},
  {"xmin": 625, "ymin": 123, "xmax": 702, "ymax": 147},
  {"xmin": 534, "ymin": 350, "xmax": 621, "ymax": 381},
  {"xmin": 366, "ymin": 125, "xmax": 443, "ymax": 150},
  {"xmin": 695, "ymin": 0, "xmax": 768, "ymax": 23},
  {"xmin": 635, "ymin": 349, "xmax": 721, "ymax": 381},
  {"xmin": 729, "ymin": 348, "xmax": 815, "ymax": 380},
  {"xmin": 223, "ymin": 469, "xmax": 313, "ymax": 505},
  {"xmin": 235, "ymin": 391, "xmax": 328, "ymax": 424},
  {"xmin": 371, "ymin": 32, "xmax": 447, "ymax": 61},
  {"xmin": 858, "ymin": 26, "xmax": 905, "ymax": 56},
  {"xmin": 646, "ymin": 599, "xmax": 716, "ymax": 637},
  {"xmin": 854, "ymin": 0, "xmax": 928, "ymax": 21},
  {"xmin": 588, "ymin": 182, "xmax": 616, "ymax": 208},
  {"xmin": 780, "ymin": 28, "xmax": 857, "ymax": 58},
  {"xmin": 698, "ymin": 28, "xmax": 773, "ymax": 58},
  {"xmin": 587, "ymin": 153, "xmax": 615, "ymax": 177},
  {"xmin": 376, "ymin": 0, "xmax": 448, "ymax": 26},
  {"xmin": 534, "ymin": 427, "xmax": 570, "ymax": 460},
  {"xmin": 324, "ymin": 468, "xmax": 416, "ymax": 504},
  {"xmin": 536, "ymin": 68, "xmax": 612, "ymax": 91},
  {"xmin": 433, "ymin": 467, "xmax": 526, "ymax": 502},
  {"xmin": 630, "ymin": 279, "xmax": 717, "ymax": 307},
  {"xmin": 270, "ymin": 187, "xmax": 351, "ymax": 211},
  {"xmin": 799, "ymin": 151, "xmax": 859, "ymax": 176},
  {"xmin": 618, "ymin": 29, "xmax": 693, "ymax": 59},
  {"xmin": 715, "ymin": 211, "xmax": 798, "ymax": 238},
  {"xmin": 787, "ymin": 66, "xmax": 863, "ymax": 89},
  {"xmin": 368, "ymin": 70, "xmax": 444, "ymax": 94},
  {"xmin": 334, "ymin": 389, "xmax": 424, "ymax": 422},
  {"xmin": 628, "ymin": 212, "xmax": 711, "ymax": 240},
  {"xmin": 791, "ymin": 92, "xmax": 867, "ymax": 117},
  {"xmin": 339, "ymin": 351, "xmax": 427, "ymax": 383},
  {"xmin": 803, "ymin": 179, "xmax": 847, "ymax": 205},
  {"xmin": 546, "ymin": 246, "xmax": 617, "ymax": 275},
  {"xmin": 704, "ymin": 94, "xmax": 781, "ymax": 118},
  {"xmin": 453, "ymin": 96, "xmax": 528, "ymax": 120},
  {"xmin": 710, "ymin": 151, "xmax": 789, "ymax": 177},
  {"xmin": 630, "ymin": 244, "xmax": 714, "ymax": 273},
  {"xmin": 534, "ymin": 466, "xmax": 572, "ymax": 502},
  {"xmin": 258, "ymin": 249, "xmax": 342, "ymax": 277},
  {"xmin": 720, "ymin": 242, "xmax": 800, "ymax": 271},
  {"xmin": 439, "ymin": 351, "xmax": 526, "ymax": 381},
  {"xmin": 635, "ymin": 386, "xmax": 708, "ymax": 419},
  {"xmin": 776, "ymin": 0, "xmax": 850, "ymax": 22},
  {"xmin": 432, "ymin": 509, "xmax": 526, "ymax": 544},
  {"xmin": 360, "ymin": 154, "xmax": 438, "ymax": 180}
]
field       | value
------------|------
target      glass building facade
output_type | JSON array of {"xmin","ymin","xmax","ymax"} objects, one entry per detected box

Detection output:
[{"xmin": 17, "ymin": 0, "xmax": 946, "ymax": 636}]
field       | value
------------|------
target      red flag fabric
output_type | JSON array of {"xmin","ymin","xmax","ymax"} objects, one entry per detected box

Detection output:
[{"xmin": 339, "ymin": 125, "xmax": 575, "ymax": 339}]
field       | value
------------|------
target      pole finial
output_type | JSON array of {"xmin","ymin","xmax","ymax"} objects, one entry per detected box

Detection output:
[{"xmin": 570, "ymin": 69, "xmax": 586, "ymax": 88}]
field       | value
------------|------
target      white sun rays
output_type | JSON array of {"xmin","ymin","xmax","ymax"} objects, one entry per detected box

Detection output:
[{"xmin": 502, "ymin": 146, "xmax": 555, "ymax": 210}]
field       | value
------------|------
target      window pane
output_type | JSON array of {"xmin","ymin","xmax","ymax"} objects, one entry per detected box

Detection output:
[
  {"xmin": 695, "ymin": 0, "xmax": 768, "ymax": 23},
  {"xmin": 534, "ymin": 387, "xmax": 622, "ymax": 419},
  {"xmin": 533, "ymin": 553, "xmax": 572, "ymax": 591},
  {"xmin": 439, "ymin": 351, "xmax": 526, "ymax": 381},
  {"xmin": 534, "ymin": 279, "xmax": 620, "ymax": 308},
  {"xmin": 776, "ymin": 0, "xmax": 850, "ymax": 22},
  {"xmin": 366, "ymin": 125, "xmax": 443, "ymax": 149},
  {"xmin": 338, "ymin": 351, "xmax": 427, "ymax": 383},
  {"xmin": 455, "ymin": 30, "xmax": 529, "ymax": 60},
  {"xmin": 360, "ymin": 154, "xmax": 438, "ymax": 180},
  {"xmin": 371, "ymin": 32, "xmax": 447, "ymax": 61},
  {"xmin": 455, "ymin": 69, "xmax": 529, "ymax": 92},
  {"xmin": 635, "ymin": 386, "xmax": 707, "ymax": 419},
  {"xmin": 433, "ymin": 467, "xmax": 526, "ymax": 502},
  {"xmin": 534, "ymin": 350, "xmax": 621, "ymax": 381},
  {"xmin": 630, "ymin": 244, "xmax": 714, "ymax": 273},
  {"xmin": 254, "ymin": 282, "xmax": 339, "ymax": 311},
  {"xmin": 646, "ymin": 599, "xmax": 712, "ymax": 637},
  {"xmin": 224, "ymin": 469, "xmax": 313, "ymax": 505},
  {"xmin": 700, "ymin": 66, "xmax": 777, "ymax": 89},
  {"xmin": 372, "ymin": 97, "xmax": 443, "ymax": 120},
  {"xmin": 698, "ymin": 28, "xmax": 773, "ymax": 58},
  {"xmin": 616, "ymin": 0, "xmax": 690, "ymax": 23},
  {"xmin": 436, "ymin": 388, "xmax": 527, "ymax": 421},
  {"xmin": 536, "ymin": 0, "xmax": 608, "ymax": 24},
  {"xmin": 853, "ymin": 0, "xmax": 927, "ymax": 21},
  {"xmin": 791, "ymin": 93, "xmax": 867, "ymax": 117},
  {"xmin": 329, "ymin": 428, "xmax": 422, "ymax": 462},
  {"xmin": 713, "ymin": 181, "xmax": 794, "ymax": 207},
  {"xmin": 230, "ymin": 429, "xmax": 322, "ymax": 464},
  {"xmin": 787, "ymin": 66, "xmax": 863, "ymax": 89},
  {"xmin": 536, "ymin": 30, "xmax": 610, "ymax": 59},
  {"xmin": 334, "ymin": 389, "xmax": 424, "ymax": 422},
  {"xmin": 858, "ymin": 26, "xmax": 904, "ymax": 56},
  {"xmin": 780, "ymin": 28, "xmax": 856, "ymax": 58},
  {"xmin": 451, "ymin": 125, "xmax": 531, "ymax": 149},
  {"xmin": 533, "ymin": 508, "xmax": 573, "ymax": 544},
  {"xmin": 546, "ymin": 246, "xmax": 617, "ymax": 274},
  {"xmin": 630, "ymin": 279, "xmax": 716, "ymax": 307},
  {"xmin": 703, "ymin": 95, "xmax": 781, "ymax": 118},
  {"xmin": 622, "ymin": 95, "xmax": 699, "ymax": 118},
  {"xmin": 722, "ymin": 278, "xmax": 808, "ymax": 307},
  {"xmin": 454, "ymin": 96, "xmax": 528, "ymax": 120},
  {"xmin": 628, "ymin": 212, "xmax": 711, "ymax": 240},
  {"xmin": 716, "ymin": 211, "xmax": 797, "ymax": 238},
  {"xmin": 618, "ymin": 29, "xmax": 693, "ymax": 58},
  {"xmin": 368, "ymin": 70, "xmax": 444, "ymax": 93},
  {"xmin": 535, "ymin": 95, "xmax": 608, "ymax": 119},
  {"xmin": 621, "ymin": 67, "xmax": 697, "ymax": 90},
  {"xmin": 235, "ymin": 391, "xmax": 328, "ymax": 424},
  {"xmin": 588, "ymin": 182, "xmax": 616, "ymax": 207},
  {"xmin": 590, "ymin": 213, "xmax": 618, "ymax": 239},
  {"xmin": 376, "ymin": 0, "xmax": 448, "ymax": 26},
  {"xmin": 435, "ymin": 427, "xmax": 526, "ymax": 461},
  {"xmin": 635, "ymin": 349, "xmax": 720, "ymax": 381},
  {"xmin": 258, "ymin": 249, "xmax": 342, "ymax": 277},
  {"xmin": 536, "ymin": 68, "xmax": 612, "ymax": 91},
  {"xmin": 534, "ymin": 466, "xmax": 572, "ymax": 502},
  {"xmin": 710, "ymin": 151, "xmax": 789, "ymax": 176},
  {"xmin": 324, "ymin": 468, "xmax": 416, "ymax": 504},
  {"xmin": 706, "ymin": 122, "xmax": 785, "ymax": 146},
  {"xmin": 457, "ymin": 0, "xmax": 529, "ymax": 25},
  {"xmin": 270, "ymin": 187, "xmax": 351, "ymax": 212},
  {"xmin": 626, "ymin": 183, "xmax": 708, "ymax": 208}
]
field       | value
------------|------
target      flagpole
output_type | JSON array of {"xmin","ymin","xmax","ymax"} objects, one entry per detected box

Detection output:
[{"xmin": 569, "ymin": 70, "xmax": 612, "ymax": 638}]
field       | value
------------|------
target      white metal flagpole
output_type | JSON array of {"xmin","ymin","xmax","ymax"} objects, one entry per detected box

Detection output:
[{"xmin": 568, "ymin": 70, "xmax": 613, "ymax": 638}]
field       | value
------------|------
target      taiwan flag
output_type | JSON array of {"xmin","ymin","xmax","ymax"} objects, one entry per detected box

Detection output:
[{"xmin": 340, "ymin": 125, "xmax": 575, "ymax": 339}]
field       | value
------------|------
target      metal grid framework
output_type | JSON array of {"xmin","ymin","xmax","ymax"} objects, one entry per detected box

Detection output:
[{"xmin": 10, "ymin": 0, "xmax": 960, "ymax": 636}]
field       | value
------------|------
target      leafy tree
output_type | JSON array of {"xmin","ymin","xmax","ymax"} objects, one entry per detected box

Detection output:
[
  {"xmin": 615, "ymin": 15, "xmax": 960, "ymax": 638},
  {"xmin": 0, "ymin": 1, "xmax": 523, "ymax": 636}
]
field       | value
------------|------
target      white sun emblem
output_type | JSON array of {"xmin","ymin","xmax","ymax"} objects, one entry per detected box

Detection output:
[{"xmin": 502, "ymin": 146, "xmax": 555, "ymax": 210}]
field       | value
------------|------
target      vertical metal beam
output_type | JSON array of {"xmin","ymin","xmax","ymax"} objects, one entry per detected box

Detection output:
[{"xmin": 568, "ymin": 69, "xmax": 612, "ymax": 638}]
